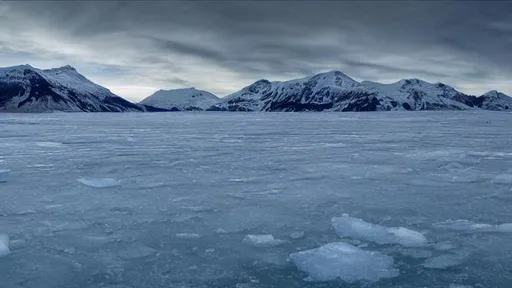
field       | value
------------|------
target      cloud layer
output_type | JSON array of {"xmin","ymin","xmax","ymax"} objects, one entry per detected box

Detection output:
[{"xmin": 0, "ymin": 1, "xmax": 511, "ymax": 101}]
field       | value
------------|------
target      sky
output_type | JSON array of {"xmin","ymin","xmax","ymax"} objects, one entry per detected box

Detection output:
[{"xmin": 0, "ymin": 1, "xmax": 511, "ymax": 101}]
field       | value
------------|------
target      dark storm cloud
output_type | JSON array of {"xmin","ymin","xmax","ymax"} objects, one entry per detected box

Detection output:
[{"xmin": 0, "ymin": 1, "xmax": 511, "ymax": 99}]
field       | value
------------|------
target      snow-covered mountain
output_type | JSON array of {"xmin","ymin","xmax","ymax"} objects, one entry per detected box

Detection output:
[
  {"xmin": 208, "ymin": 71, "xmax": 511, "ymax": 112},
  {"xmin": 361, "ymin": 79, "xmax": 475, "ymax": 111},
  {"xmin": 474, "ymin": 90, "xmax": 512, "ymax": 111},
  {"xmin": 0, "ymin": 64, "xmax": 145, "ymax": 112},
  {"xmin": 140, "ymin": 88, "xmax": 219, "ymax": 111},
  {"xmin": 209, "ymin": 71, "xmax": 379, "ymax": 112}
]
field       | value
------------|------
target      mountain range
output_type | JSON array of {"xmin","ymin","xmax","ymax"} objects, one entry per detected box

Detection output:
[{"xmin": 0, "ymin": 65, "xmax": 510, "ymax": 112}]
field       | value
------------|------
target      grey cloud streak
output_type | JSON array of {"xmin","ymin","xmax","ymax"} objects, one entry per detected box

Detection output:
[{"xmin": 0, "ymin": 1, "xmax": 511, "ymax": 100}]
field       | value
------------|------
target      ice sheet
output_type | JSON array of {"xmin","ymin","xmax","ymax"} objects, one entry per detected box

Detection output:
[{"xmin": 1, "ymin": 112, "xmax": 512, "ymax": 287}]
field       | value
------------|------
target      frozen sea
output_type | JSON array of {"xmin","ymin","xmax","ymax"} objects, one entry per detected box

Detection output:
[{"xmin": 1, "ymin": 111, "xmax": 512, "ymax": 288}]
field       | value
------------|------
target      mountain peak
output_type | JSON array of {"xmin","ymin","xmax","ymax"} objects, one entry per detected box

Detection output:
[
  {"xmin": 397, "ymin": 78, "xmax": 430, "ymax": 86},
  {"xmin": 46, "ymin": 65, "xmax": 78, "ymax": 73},
  {"xmin": 314, "ymin": 70, "xmax": 351, "ymax": 79},
  {"xmin": 484, "ymin": 90, "xmax": 499, "ymax": 96},
  {"xmin": 60, "ymin": 65, "xmax": 76, "ymax": 70},
  {"xmin": 0, "ymin": 64, "xmax": 34, "ymax": 71},
  {"xmin": 0, "ymin": 64, "xmax": 142, "ymax": 112},
  {"xmin": 140, "ymin": 87, "xmax": 219, "ymax": 110}
]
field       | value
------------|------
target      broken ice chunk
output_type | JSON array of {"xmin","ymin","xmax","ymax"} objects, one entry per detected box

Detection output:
[
  {"xmin": 77, "ymin": 177, "xmax": 120, "ymax": 188},
  {"xmin": 290, "ymin": 231, "xmax": 305, "ymax": 239},
  {"xmin": 331, "ymin": 215, "xmax": 427, "ymax": 247},
  {"xmin": 176, "ymin": 233, "xmax": 201, "ymax": 239},
  {"xmin": 0, "ymin": 234, "xmax": 9, "ymax": 257},
  {"xmin": 36, "ymin": 142, "xmax": 63, "ymax": 148},
  {"xmin": 242, "ymin": 235, "xmax": 285, "ymax": 247},
  {"xmin": 432, "ymin": 220, "xmax": 507, "ymax": 232},
  {"xmin": 0, "ymin": 169, "xmax": 11, "ymax": 183},
  {"xmin": 289, "ymin": 242, "xmax": 399, "ymax": 283}
]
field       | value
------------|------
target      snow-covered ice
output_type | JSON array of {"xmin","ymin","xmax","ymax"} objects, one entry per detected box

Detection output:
[
  {"xmin": 331, "ymin": 215, "xmax": 428, "ymax": 247},
  {"xmin": 1, "ymin": 111, "xmax": 512, "ymax": 287},
  {"xmin": 242, "ymin": 235, "xmax": 285, "ymax": 247},
  {"xmin": 0, "ymin": 169, "xmax": 10, "ymax": 182},
  {"xmin": 0, "ymin": 234, "xmax": 9, "ymax": 257},
  {"xmin": 289, "ymin": 242, "xmax": 399, "ymax": 282},
  {"xmin": 77, "ymin": 177, "xmax": 120, "ymax": 188}
]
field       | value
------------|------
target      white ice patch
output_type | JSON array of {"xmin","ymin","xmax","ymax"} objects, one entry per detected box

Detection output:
[
  {"xmin": 176, "ymin": 233, "xmax": 201, "ymax": 239},
  {"xmin": 331, "ymin": 215, "xmax": 427, "ymax": 247},
  {"xmin": 0, "ymin": 169, "xmax": 11, "ymax": 182},
  {"xmin": 422, "ymin": 254, "xmax": 465, "ymax": 269},
  {"xmin": 36, "ymin": 142, "xmax": 63, "ymax": 148},
  {"xmin": 433, "ymin": 220, "xmax": 512, "ymax": 233},
  {"xmin": 289, "ymin": 242, "xmax": 399, "ymax": 283},
  {"xmin": 432, "ymin": 241, "xmax": 458, "ymax": 251},
  {"xmin": 0, "ymin": 234, "xmax": 10, "ymax": 257},
  {"xmin": 290, "ymin": 231, "xmax": 305, "ymax": 239},
  {"xmin": 242, "ymin": 235, "xmax": 285, "ymax": 247},
  {"xmin": 493, "ymin": 174, "xmax": 512, "ymax": 184},
  {"xmin": 77, "ymin": 177, "xmax": 120, "ymax": 188}
]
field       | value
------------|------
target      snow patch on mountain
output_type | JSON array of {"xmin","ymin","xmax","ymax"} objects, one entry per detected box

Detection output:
[{"xmin": 140, "ymin": 88, "xmax": 219, "ymax": 111}]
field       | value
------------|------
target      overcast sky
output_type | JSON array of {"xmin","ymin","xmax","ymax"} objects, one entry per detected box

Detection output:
[{"xmin": 0, "ymin": 1, "xmax": 511, "ymax": 101}]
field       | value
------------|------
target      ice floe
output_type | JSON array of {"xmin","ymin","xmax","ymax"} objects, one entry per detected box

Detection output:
[
  {"xmin": 36, "ymin": 142, "xmax": 64, "ymax": 148},
  {"xmin": 331, "ymin": 215, "xmax": 428, "ymax": 247},
  {"xmin": 0, "ymin": 169, "xmax": 10, "ymax": 182},
  {"xmin": 176, "ymin": 233, "xmax": 201, "ymax": 239},
  {"xmin": 289, "ymin": 242, "xmax": 399, "ymax": 282},
  {"xmin": 77, "ymin": 177, "xmax": 120, "ymax": 188},
  {"xmin": 0, "ymin": 234, "xmax": 9, "ymax": 257},
  {"xmin": 290, "ymin": 231, "xmax": 305, "ymax": 239},
  {"xmin": 433, "ymin": 220, "xmax": 512, "ymax": 233},
  {"xmin": 242, "ymin": 235, "xmax": 285, "ymax": 247}
]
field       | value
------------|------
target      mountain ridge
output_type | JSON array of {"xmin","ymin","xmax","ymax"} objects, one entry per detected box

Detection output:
[
  {"xmin": 0, "ymin": 64, "xmax": 510, "ymax": 112},
  {"xmin": 209, "ymin": 72, "xmax": 511, "ymax": 112}
]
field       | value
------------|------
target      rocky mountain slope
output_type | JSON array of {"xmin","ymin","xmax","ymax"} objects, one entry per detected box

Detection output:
[{"xmin": 0, "ymin": 65, "xmax": 145, "ymax": 112}]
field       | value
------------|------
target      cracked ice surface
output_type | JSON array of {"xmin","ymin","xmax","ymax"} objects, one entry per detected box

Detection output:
[{"xmin": 0, "ymin": 112, "xmax": 512, "ymax": 287}]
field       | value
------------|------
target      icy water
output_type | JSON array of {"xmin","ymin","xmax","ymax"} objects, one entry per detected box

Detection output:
[{"xmin": 1, "ymin": 112, "xmax": 512, "ymax": 288}]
